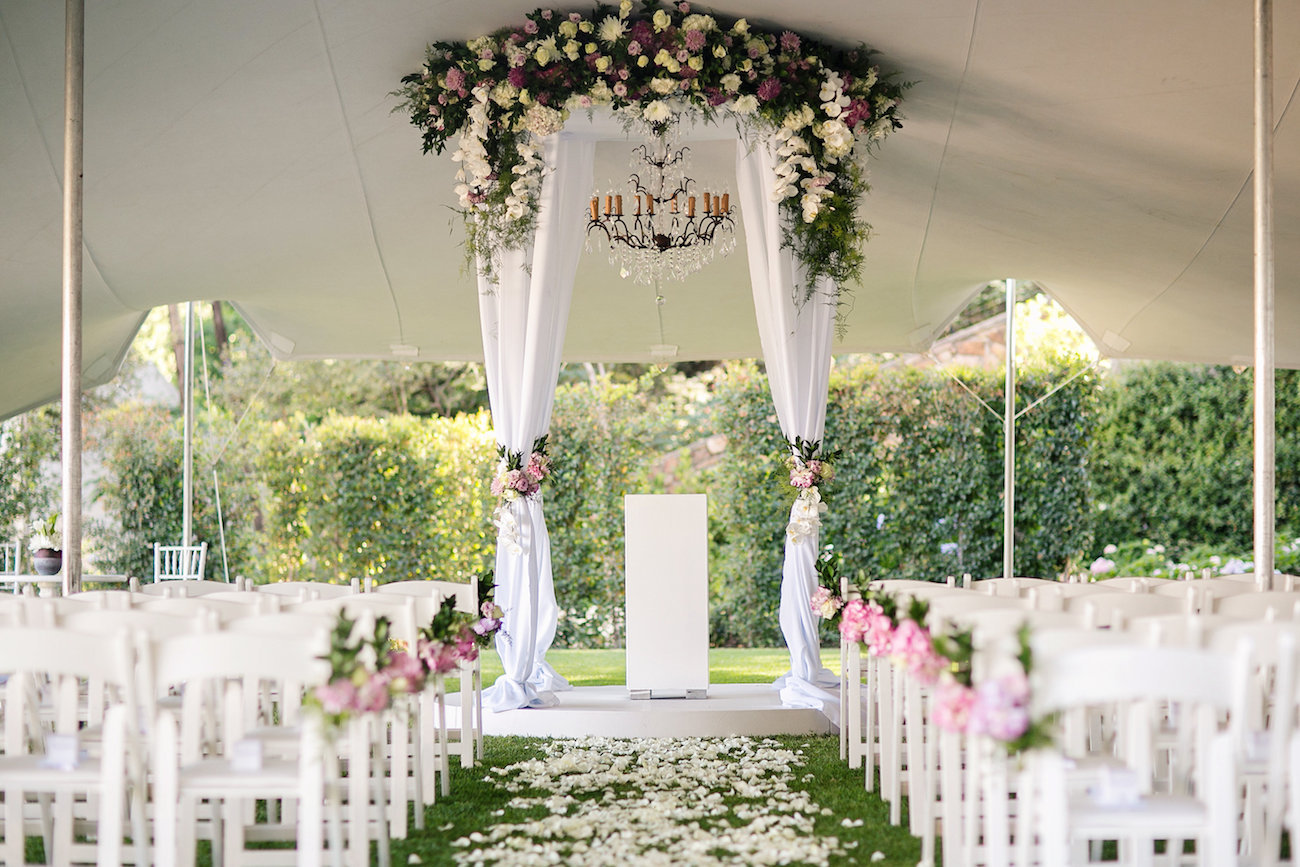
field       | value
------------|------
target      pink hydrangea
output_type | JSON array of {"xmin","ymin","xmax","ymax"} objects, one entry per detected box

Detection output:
[
  {"xmin": 968, "ymin": 672, "xmax": 1031, "ymax": 742},
  {"xmin": 839, "ymin": 598, "xmax": 871, "ymax": 643},
  {"xmin": 932, "ymin": 680, "xmax": 978, "ymax": 733},
  {"xmin": 445, "ymin": 67, "xmax": 466, "ymax": 91},
  {"xmin": 314, "ymin": 679, "xmax": 358, "ymax": 715},
  {"xmin": 862, "ymin": 603, "xmax": 895, "ymax": 657},
  {"xmin": 683, "ymin": 30, "xmax": 706, "ymax": 51}
]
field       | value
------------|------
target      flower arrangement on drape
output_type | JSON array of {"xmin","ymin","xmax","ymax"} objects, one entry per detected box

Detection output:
[{"xmin": 400, "ymin": 1, "xmax": 904, "ymax": 711}]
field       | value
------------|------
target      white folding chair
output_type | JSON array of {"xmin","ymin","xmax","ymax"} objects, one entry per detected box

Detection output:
[
  {"xmin": 374, "ymin": 578, "xmax": 483, "ymax": 767},
  {"xmin": 152, "ymin": 541, "xmax": 208, "ymax": 582},
  {"xmin": 1215, "ymin": 591, "xmax": 1300, "ymax": 620},
  {"xmin": 0, "ymin": 627, "xmax": 145, "ymax": 867},
  {"xmin": 1069, "ymin": 591, "xmax": 1188, "ymax": 629},
  {"xmin": 151, "ymin": 632, "xmax": 336, "ymax": 867},
  {"xmin": 1028, "ymin": 644, "xmax": 1245, "ymax": 867}
]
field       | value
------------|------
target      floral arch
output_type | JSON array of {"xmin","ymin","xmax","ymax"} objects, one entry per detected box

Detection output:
[{"xmin": 399, "ymin": 0, "xmax": 905, "ymax": 712}]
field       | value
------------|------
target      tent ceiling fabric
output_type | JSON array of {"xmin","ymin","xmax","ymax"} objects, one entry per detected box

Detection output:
[{"xmin": 1, "ymin": 0, "xmax": 1298, "ymax": 418}]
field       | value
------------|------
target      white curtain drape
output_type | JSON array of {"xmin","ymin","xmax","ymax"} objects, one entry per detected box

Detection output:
[
  {"xmin": 736, "ymin": 136, "xmax": 841, "ymax": 713},
  {"xmin": 479, "ymin": 132, "xmax": 595, "ymax": 711}
]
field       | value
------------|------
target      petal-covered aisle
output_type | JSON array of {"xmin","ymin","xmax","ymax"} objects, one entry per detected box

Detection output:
[{"xmin": 395, "ymin": 734, "xmax": 923, "ymax": 867}]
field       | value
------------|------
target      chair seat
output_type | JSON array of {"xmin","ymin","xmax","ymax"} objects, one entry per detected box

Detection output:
[
  {"xmin": 178, "ymin": 758, "xmax": 302, "ymax": 796},
  {"xmin": 1069, "ymin": 793, "xmax": 1206, "ymax": 834},
  {"xmin": 0, "ymin": 754, "xmax": 107, "ymax": 790}
]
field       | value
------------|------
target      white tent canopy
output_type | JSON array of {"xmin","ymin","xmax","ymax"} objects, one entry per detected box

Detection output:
[{"xmin": 2, "ymin": 0, "xmax": 1298, "ymax": 420}]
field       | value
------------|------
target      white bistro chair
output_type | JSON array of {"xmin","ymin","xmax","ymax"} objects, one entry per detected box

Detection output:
[{"xmin": 152, "ymin": 541, "xmax": 208, "ymax": 582}]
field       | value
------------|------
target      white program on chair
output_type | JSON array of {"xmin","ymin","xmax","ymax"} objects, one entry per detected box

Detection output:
[{"xmin": 153, "ymin": 541, "xmax": 208, "ymax": 582}]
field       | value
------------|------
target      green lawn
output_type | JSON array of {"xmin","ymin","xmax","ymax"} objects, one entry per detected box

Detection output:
[{"xmin": 467, "ymin": 646, "xmax": 842, "ymax": 689}]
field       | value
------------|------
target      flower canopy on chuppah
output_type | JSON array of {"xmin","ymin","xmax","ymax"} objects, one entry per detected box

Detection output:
[{"xmin": 399, "ymin": 0, "xmax": 904, "ymax": 711}]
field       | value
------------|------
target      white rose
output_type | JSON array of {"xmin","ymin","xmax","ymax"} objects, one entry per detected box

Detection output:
[
  {"xmin": 642, "ymin": 100, "xmax": 673, "ymax": 123},
  {"xmin": 650, "ymin": 76, "xmax": 677, "ymax": 95},
  {"xmin": 652, "ymin": 9, "xmax": 670, "ymax": 31},
  {"xmin": 733, "ymin": 94, "xmax": 758, "ymax": 114},
  {"xmin": 559, "ymin": 20, "xmax": 578, "ymax": 38},
  {"xmin": 732, "ymin": 17, "xmax": 749, "ymax": 34}
]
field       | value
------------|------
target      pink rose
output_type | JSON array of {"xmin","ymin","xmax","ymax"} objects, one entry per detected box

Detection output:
[
  {"xmin": 790, "ymin": 467, "xmax": 816, "ymax": 489},
  {"xmin": 810, "ymin": 586, "xmax": 842, "ymax": 619},
  {"xmin": 524, "ymin": 19, "xmax": 539, "ymax": 33},
  {"xmin": 862, "ymin": 603, "xmax": 895, "ymax": 657},
  {"xmin": 356, "ymin": 674, "xmax": 391, "ymax": 713},
  {"xmin": 525, "ymin": 451, "xmax": 550, "ymax": 482},
  {"xmin": 418, "ymin": 638, "xmax": 461, "ymax": 675}
]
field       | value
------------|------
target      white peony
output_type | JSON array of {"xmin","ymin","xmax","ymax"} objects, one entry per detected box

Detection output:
[
  {"xmin": 642, "ymin": 100, "xmax": 672, "ymax": 123},
  {"xmin": 681, "ymin": 13, "xmax": 717, "ymax": 31}
]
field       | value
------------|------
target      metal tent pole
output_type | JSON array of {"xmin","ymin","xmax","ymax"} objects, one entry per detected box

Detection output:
[
  {"xmin": 182, "ymin": 301, "xmax": 195, "ymax": 548},
  {"xmin": 60, "ymin": 0, "xmax": 84, "ymax": 596},
  {"xmin": 1003, "ymin": 278, "xmax": 1016, "ymax": 580},
  {"xmin": 1254, "ymin": 0, "xmax": 1276, "ymax": 590}
]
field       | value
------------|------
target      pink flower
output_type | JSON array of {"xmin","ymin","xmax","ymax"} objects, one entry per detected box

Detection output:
[
  {"xmin": 757, "ymin": 78, "xmax": 782, "ymax": 102},
  {"xmin": 456, "ymin": 626, "xmax": 480, "ymax": 662},
  {"xmin": 676, "ymin": 48, "xmax": 690, "ymax": 62},
  {"xmin": 932, "ymin": 680, "xmax": 978, "ymax": 733},
  {"xmin": 890, "ymin": 620, "xmax": 946, "ymax": 685},
  {"xmin": 525, "ymin": 451, "xmax": 550, "ymax": 482},
  {"xmin": 524, "ymin": 19, "xmax": 539, "ymax": 34},
  {"xmin": 627, "ymin": 40, "xmax": 642, "ymax": 56},
  {"xmin": 418, "ymin": 638, "xmax": 461, "ymax": 675},
  {"xmin": 568, "ymin": 12, "xmax": 581, "ymax": 22},
  {"xmin": 473, "ymin": 615, "xmax": 501, "ymax": 637},
  {"xmin": 540, "ymin": 9, "xmax": 552, "ymax": 20},
  {"xmin": 683, "ymin": 30, "xmax": 705, "ymax": 51},
  {"xmin": 839, "ymin": 598, "xmax": 871, "ymax": 643},
  {"xmin": 810, "ymin": 586, "xmax": 842, "ymax": 619},
  {"xmin": 860, "ymin": 602, "xmax": 895, "ymax": 656},
  {"xmin": 507, "ymin": 469, "xmax": 539, "ymax": 495},
  {"xmin": 445, "ymin": 67, "xmax": 466, "ymax": 91},
  {"xmin": 779, "ymin": 31, "xmax": 801, "ymax": 52},
  {"xmin": 508, "ymin": 67, "xmax": 527, "ymax": 88},
  {"xmin": 356, "ymin": 673, "xmax": 391, "ymax": 713},
  {"xmin": 790, "ymin": 467, "xmax": 816, "ymax": 489},
  {"xmin": 613, "ymin": 82, "xmax": 628, "ymax": 97},
  {"xmin": 968, "ymin": 673, "xmax": 1031, "ymax": 741},
  {"xmin": 383, "ymin": 651, "xmax": 426, "ymax": 694},
  {"xmin": 314, "ymin": 679, "xmax": 358, "ymax": 715}
]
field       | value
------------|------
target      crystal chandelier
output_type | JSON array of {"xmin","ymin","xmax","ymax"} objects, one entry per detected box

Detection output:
[{"xmin": 586, "ymin": 120, "xmax": 736, "ymax": 284}]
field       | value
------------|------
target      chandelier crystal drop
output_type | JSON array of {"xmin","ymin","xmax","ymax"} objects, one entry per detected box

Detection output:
[{"xmin": 586, "ymin": 118, "xmax": 736, "ymax": 285}]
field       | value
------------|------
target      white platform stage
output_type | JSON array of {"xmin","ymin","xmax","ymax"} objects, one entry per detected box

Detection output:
[{"xmin": 448, "ymin": 684, "xmax": 837, "ymax": 738}]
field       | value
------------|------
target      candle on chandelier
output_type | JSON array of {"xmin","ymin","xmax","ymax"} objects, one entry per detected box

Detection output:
[
  {"xmin": 615, "ymin": 195, "xmax": 623, "ymax": 216},
  {"xmin": 703, "ymin": 192, "xmax": 711, "ymax": 213},
  {"xmin": 634, "ymin": 196, "xmax": 642, "ymax": 216},
  {"xmin": 646, "ymin": 195, "xmax": 654, "ymax": 215},
  {"xmin": 590, "ymin": 198, "xmax": 598, "ymax": 220},
  {"xmin": 604, "ymin": 195, "xmax": 612, "ymax": 216},
  {"xmin": 671, "ymin": 195, "xmax": 678, "ymax": 213},
  {"xmin": 687, "ymin": 196, "xmax": 696, "ymax": 217},
  {"xmin": 721, "ymin": 193, "xmax": 730, "ymax": 214}
]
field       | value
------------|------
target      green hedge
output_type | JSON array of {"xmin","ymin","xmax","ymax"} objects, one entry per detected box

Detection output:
[
  {"xmin": 1091, "ymin": 362, "xmax": 1300, "ymax": 552},
  {"xmin": 84, "ymin": 360, "xmax": 1097, "ymax": 646}
]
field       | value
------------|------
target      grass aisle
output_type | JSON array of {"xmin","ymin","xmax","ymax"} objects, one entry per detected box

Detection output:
[{"xmin": 394, "ymin": 735, "xmax": 922, "ymax": 866}]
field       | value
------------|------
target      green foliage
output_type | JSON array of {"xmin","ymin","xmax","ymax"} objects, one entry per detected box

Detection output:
[
  {"xmin": 0, "ymin": 407, "xmax": 59, "ymax": 537},
  {"xmin": 254, "ymin": 412, "xmax": 496, "ymax": 584},
  {"xmin": 1091, "ymin": 362, "xmax": 1300, "ymax": 552},
  {"xmin": 706, "ymin": 357, "xmax": 1097, "ymax": 645},
  {"xmin": 545, "ymin": 374, "xmax": 697, "ymax": 647}
]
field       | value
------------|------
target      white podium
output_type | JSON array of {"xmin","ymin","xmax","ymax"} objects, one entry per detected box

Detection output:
[{"xmin": 624, "ymin": 494, "xmax": 709, "ymax": 699}]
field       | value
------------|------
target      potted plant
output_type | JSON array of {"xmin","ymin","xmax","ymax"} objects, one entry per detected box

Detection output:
[{"xmin": 29, "ymin": 513, "xmax": 62, "ymax": 576}]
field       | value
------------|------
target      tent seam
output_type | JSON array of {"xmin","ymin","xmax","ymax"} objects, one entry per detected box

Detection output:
[
  {"xmin": 908, "ymin": 0, "xmax": 982, "ymax": 345},
  {"xmin": 0, "ymin": 6, "xmax": 125, "ymax": 311},
  {"xmin": 310, "ymin": 0, "xmax": 406, "ymax": 346},
  {"xmin": 1116, "ymin": 69, "xmax": 1300, "ymax": 339}
]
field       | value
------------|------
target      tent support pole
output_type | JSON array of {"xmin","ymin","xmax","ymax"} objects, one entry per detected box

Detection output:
[
  {"xmin": 1003, "ymin": 278, "xmax": 1016, "ymax": 580},
  {"xmin": 1254, "ymin": 0, "xmax": 1275, "ymax": 590},
  {"xmin": 182, "ymin": 300, "xmax": 195, "ymax": 548},
  {"xmin": 60, "ymin": 0, "xmax": 84, "ymax": 596}
]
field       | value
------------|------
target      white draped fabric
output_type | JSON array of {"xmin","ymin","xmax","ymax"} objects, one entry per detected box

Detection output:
[
  {"xmin": 478, "ymin": 132, "xmax": 595, "ymax": 711},
  {"xmin": 736, "ymin": 137, "xmax": 841, "ymax": 714}
]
